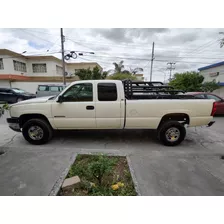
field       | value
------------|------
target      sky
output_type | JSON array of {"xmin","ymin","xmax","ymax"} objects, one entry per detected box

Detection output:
[{"xmin": 0, "ymin": 28, "xmax": 224, "ymax": 82}]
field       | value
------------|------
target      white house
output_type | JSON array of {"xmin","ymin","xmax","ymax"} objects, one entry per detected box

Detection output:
[
  {"xmin": 198, "ymin": 61, "xmax": 224, "ymax": 98},
  {"xmin": 0, "ymin": 49, "xmax": 102, "ymax": 93}
]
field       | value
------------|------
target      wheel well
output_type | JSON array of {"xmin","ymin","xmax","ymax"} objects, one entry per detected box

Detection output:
[
  {"xmin": 19, "ymin": 114, "xmax": 52, "ymax": 128},
  {"xmin": 158, "ymin": 113, "xmax": 190, "ymax": 129}
]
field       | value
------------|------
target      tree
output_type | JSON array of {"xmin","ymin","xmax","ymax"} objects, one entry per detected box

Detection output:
[
  {"xmin": 107, "ymin": 73, "xmax": 137, "ymax": 80},
  {"xmin": 169, "ymin": 71, "xmax": 220, "ymax": 92},
  {"xmin": 201, "ymin": 80, "xmax": 220, "ymax": 92},
  {"xmin": 75, "ymin": 66, "xmax": 107, "ymax": 80},
  {"xmin": 111, "ymin": 61, "xmax": 143, "ymax": 75},
  {"xmin": 113, "ymin": 61, "xmax": 125, "ymax": 73},
  {"xmin": 130, "ymin": 67, "xmax": 144, "ymax": 75}
]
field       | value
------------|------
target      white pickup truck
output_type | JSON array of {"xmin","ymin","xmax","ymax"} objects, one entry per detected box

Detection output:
[{"xmin": 7, "ymin": 80, "xmax": 216, "ymax": 146}]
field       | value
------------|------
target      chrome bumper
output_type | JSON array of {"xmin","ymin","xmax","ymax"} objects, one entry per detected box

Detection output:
[{"xmin": 7, "ymin": 117, "xmax": 21, "ymax": 132}]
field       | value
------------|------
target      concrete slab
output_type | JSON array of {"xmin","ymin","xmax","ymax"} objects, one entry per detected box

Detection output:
[
  {"xmin": 129, "ymin": 152, "xmax": 224, "ymax": 196},
  {"xmin": 1, "ymin": 116, "xmax": 224, "ymax": 196}
]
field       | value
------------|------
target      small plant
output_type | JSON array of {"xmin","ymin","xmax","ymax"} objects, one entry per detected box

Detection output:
[
  {"xmin": 0, "ymin": 103, "xmax": 10, "ymax": 118},
  {"xmin": 60, "ymin": 154, "xmax": 137, "ymax": 196},
  {"xmin": 87, "ymin": 154, "xmax": 116, "ymax": 186}
]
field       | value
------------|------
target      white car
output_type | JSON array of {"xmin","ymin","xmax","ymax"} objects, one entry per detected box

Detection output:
[{"xmin": 7, "ymin": 80, "xmax": 215, "ymax": 146}]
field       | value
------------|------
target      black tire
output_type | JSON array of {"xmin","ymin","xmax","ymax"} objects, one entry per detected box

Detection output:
[
  {"xmin": 17, "ymin": 97, "xmax": 23, "ymax": 102},
  {"xmin": 157, "ymin": 120, "xmax": 186, "ymax": 146},
  {"xmin": 22, "ymin": 118, "xmax": 53, "ymax": 145}
]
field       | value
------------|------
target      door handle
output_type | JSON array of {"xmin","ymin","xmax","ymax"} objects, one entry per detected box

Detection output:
[{"xmin": 86, "ymin": 105, "xmax": 94, "ymax": 110}]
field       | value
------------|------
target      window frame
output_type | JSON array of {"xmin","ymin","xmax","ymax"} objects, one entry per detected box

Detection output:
[
  {"xmin": 0, "ymin": 58, "xmax": 4, "ymax": 70},
  {"xmin": 13, "ymin": 60, "xmax": 27, "ymax": 72},
  {"xmin": 194, "ymin": 94, "xmax": 206, "ymax": 99},
  {"xmin": 61, "ymin": 83, "xmax": 93, "ymax": 102},
  {"xmin": 49, "ymin": 86, "xmax": 60, "ymax": 92},
  {"xmin": 97, "ymin": 83, "xmax": 118, "ymax": 101},
  {"xmin": 38, "ymin": 85, "xmax": 49, "ymax": 91},
  {"xmin": 56, "ymin": 65, "xmax": 63, "ymax": 75},
  {"xmin": 32, "ymin": 63, "xmax": 47, "ymax": 73}
]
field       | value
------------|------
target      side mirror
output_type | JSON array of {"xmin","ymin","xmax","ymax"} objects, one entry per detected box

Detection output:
[{"xmin": 57, "ymin": 95, "xmax": 63, "ymax": 103}]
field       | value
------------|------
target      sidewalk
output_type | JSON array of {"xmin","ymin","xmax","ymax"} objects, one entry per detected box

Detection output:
[{"xmin": 1, "ymin": 124, "xmax": 224, "ymax": 195}]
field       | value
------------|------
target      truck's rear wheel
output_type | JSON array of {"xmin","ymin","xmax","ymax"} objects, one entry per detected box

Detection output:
[
  {"xmin": 22, "ymin": 118, "xmax": 53, "ymax": 145},
  {"xmin": 157, "ymin": 120, "xmax": 186, "ymax": 146}
]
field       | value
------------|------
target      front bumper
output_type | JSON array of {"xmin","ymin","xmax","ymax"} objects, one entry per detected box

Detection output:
[
  {"xmin": 207, "ymin": 121, "xmax": 215, "ymax": 127},
  {"xmin": 7, "ymin": 117, "xmax": 21, "ymax": 132}
]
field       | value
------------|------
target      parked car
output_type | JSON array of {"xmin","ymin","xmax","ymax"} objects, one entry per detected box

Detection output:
[
  {"xmin": 7, "ymin": 80, "xmax": 215, "ymax": 146},
  {"xmin": 0, "ymin": 88, "xmax": 36, "ymax": 104},
  {"xmin": 185, "ymin": 92, "xmax": 224, "ymax": 115},
  {"xmin": 36, "ymin": 84, "xmax": 66, "ymax": 97}
]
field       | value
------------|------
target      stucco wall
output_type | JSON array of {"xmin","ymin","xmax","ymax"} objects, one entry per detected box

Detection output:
[{"xmin": 199, "ymin": 65, "xmax": 224, "ymax": 83}]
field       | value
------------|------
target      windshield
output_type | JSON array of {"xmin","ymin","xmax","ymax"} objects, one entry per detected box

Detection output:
[{"xmin": 12, "ymin": 88, "xmax": 26, "ymax": 93}]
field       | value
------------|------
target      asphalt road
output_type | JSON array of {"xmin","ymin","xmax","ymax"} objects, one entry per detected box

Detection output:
[{"xmin": 1, "ymin": 113, "xmax": 224, "ymax": 196}]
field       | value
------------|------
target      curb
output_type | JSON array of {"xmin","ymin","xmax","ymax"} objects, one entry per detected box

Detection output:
[
  {"xmin": 49, "ymin": 153, "xmax": 77, "ymax": 196},
  {"xmin": 49, "ymin": 152, "xmax": 141, "ymax": 196},
  {"xmin": 127, "ymin": 156, "xmax": 141, "ymax": 196}
]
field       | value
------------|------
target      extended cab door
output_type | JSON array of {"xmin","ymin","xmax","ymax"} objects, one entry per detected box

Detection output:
[
  {"xmin": 95, "ymin": 81, "xmax": 124, "ymax": 129},
  {"xmin": 51, "ymin": 82, "xmax": 96, "ymax": 129}
]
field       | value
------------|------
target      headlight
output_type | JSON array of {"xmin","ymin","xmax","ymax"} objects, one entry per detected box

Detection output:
[{"xmin": 9, "ymin": 108, "xmax": 11, "ymax": 117}]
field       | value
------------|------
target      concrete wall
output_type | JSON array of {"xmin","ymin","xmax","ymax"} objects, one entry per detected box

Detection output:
[
  {"xmin": 199, "ymin": 65, "xmax": 224, "ymax": 98},
  {"xmin": 199, "ymin": 65, "xmax": 224, "ymax": 83},
  {"xmin": 0, "ymin": 55, "xmax": 28, "ymax": 75},
  {"xmin": 0, "ymin": 55, "xmax": 101, "ymax": 77},
  {"xmin": 0, "ymin": 80, "xmax": 10, "ymax": 88}
]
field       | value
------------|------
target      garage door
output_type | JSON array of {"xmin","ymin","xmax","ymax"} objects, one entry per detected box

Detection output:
[{"xmin": 0, "ymin": 80, "xmax": 10, "ymax": 88}]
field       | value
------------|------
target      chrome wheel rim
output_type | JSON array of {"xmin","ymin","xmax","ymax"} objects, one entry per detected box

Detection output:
[
  {"xmin": 165, "ymin": 127, "xmax": 180, "ymax": 142},
  {"xmin": 17, "ymin": 98, "xmax": 22, "ymax": 102},
  {"xmin": 28, "ymin": 126, "xmax": 44, "ymax": 140}
]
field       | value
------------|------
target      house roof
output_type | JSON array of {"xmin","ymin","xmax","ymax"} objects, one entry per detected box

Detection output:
[
  {"xmin": 0, "ymin": 49, "xmax": 102, "ymax": 68},
  {"xmin": 198, "ymin": 61, "xmax": 224, "ymax": 71}
]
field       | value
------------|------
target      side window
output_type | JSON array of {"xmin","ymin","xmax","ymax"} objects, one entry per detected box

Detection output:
[
  {"xmin": 207, "ymin": 94, "xmax": 221, "ymax": 102},
  {"xmin": 50, "ymin": 86, "xmax": 59, "ymax": 92},
  {"xmin": 38, "ymin": 85, "xmax": 49, "ymax": 91},
  {"xmin": 97, "ymin": 83, "xmax": 117, "ymax": 101},
  {"xmin": 62, "ymin": 83, "xmax": 93, "ymax": 102},
  {"xmin": 194, "ymin": 94, "xmax": 206, "ymax": 99}
]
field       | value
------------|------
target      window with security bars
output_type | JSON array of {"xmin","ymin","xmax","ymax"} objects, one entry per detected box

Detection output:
[
  {"xmin": 13, "ymin": 60, "xmax": 27, "ymax": 72},
  {"xmin": 56, "ymin": 65, "xmax": 63, "ymax": 75},
  {"xmin": 0, "ymin": 58, "xmax": 3, "ymax": 70},
  {"xmin": 32, "ymin": 63, "xmax": 47, "ymax": 73}
]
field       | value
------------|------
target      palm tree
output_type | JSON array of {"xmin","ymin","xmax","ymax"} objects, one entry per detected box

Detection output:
[
  {"xmin": 130, "ymin": 67, "xmax": 144, "ymax": 75},
  {"xmin": 113, "ymin": 60, "xmax": 125, "ymax": 73}
]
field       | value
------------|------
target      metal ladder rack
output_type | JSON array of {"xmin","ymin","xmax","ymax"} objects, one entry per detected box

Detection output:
[{"xmin": 122, "ymin": 79, "xmax": 192, "ymax": 100}]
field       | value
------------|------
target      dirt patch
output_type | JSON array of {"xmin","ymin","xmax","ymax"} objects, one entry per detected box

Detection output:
[{"xmin": 59, "ymin": 154, "xmax": 137, "ymax": 196}]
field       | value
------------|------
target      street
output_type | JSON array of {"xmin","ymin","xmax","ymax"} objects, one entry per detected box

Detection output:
[{"xmin": 1, "ymin": 113, "xmax": 224, "ymax": 195}]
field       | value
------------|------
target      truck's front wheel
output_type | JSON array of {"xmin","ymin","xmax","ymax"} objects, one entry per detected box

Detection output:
[
  {"xmin": 157, "ymin": 121, "xmax": 186, "ymax": 146},
  {"xmin": 22, "ymin": 119, "xmax": 53, "ymax": 145}
]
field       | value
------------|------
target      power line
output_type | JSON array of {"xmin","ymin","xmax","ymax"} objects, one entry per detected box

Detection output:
[
  {"xmin": 18, "ymin": 28, "xmax": 61, "ymax": 47},
  {"xmin": 167, "ymin": 62, "xmax": 176, "ymax": 80}
]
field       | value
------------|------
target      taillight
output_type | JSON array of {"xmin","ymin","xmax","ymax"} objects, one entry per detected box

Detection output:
[{"xmin": 211, "ymin": 102, "xmax": 217, "ymax": 116}]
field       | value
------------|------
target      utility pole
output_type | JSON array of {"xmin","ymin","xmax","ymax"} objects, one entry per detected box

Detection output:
[
  {"xmin": 149, "ymin": 42, "xmax": 155, "ymax": 81},
  {"xmin": 167, "ymin": 62, "xmax": 176, "ymax": 80},
  {"xmin": 60, "ymin": 28, "xmax": 66, "ymax": 85}
]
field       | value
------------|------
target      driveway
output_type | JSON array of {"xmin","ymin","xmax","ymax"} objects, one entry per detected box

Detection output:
[{"xmin": 1, "ymin": 113, "xmax": 224, "ymax": 196}]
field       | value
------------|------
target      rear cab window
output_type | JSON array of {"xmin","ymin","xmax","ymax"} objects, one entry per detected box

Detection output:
[
  {"xmin": 50, "ymin": 86, "xmax": 60, "ymax": 92},
  {"xmin": 97, "ymin": 83, "xmax": 117, "ymax": 101},
  {"xmin": 38, "ymin": 85, "xmax": 49, "ymax": 91}
]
